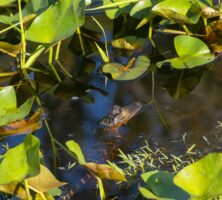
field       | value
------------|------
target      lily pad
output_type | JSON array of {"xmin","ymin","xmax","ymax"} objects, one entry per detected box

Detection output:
[
  {"xmin": 111, "ymin": 36, "xmax": 147, "ymax": 51},
  {"xmin": 174, "ymin": 153, "xmax": 222, "ymax": 199},
  {"xmin": 130, "ymin": 0, "xmax": 152, "ymax": 18},
  {"xmin": 152, "ymin": 0, "xmax": 201, "ymax": 24},
  {"xmin": 157, "ymin": 35, "xmax": 215, "ymax": 69},
  {"xmin": 103, "ymin": 0, "xmax": 133, "ymax": 19},
  {"xmin": 140, "ymin": 171, "xmax": 189, "ymax": 200},
  {"xmin": 102, "ymin": 56, "xmax": 150, "ymax": 80},
  {"xmin": 26, "ymin": 0, "xmax": 85, "ymax": 43}
]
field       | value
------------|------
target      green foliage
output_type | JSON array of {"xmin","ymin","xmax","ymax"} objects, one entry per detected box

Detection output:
[
  {"xmin": 140, "ymin": 171, "xmax": 189, "ymax": 200},
  {"xmin": 152, "ymin": 0, "xmax": 201, "ymax": 24},
  {"xmin": 0, "ymin": 86, "xmax": 33, "ymax": 126},
  {"xmin": 157, "ymin": 35, "xmax": 215, "ymax": 69},
  {"xmin": 66, "ymin": 140, "xmax": 86, "ymax": 165},
  {"xmin": 102, "ymin": 56, "xmax": 150, "ymax": 80},
  {"xmin": 26, "ymin": 0, "xmax": 85, "ymax": 43},
  {"xmin": 0, "ymin": 134, "xmax": 40, "ymax": 184},
  {"xmin": 174, "ymin": 153, "xmax": 222, "ymax": 199}
]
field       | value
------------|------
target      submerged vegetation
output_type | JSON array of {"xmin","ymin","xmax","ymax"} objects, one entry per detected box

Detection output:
[{"xmin": 0, "ymin": 0, "xmax": 222, "ymax": 199}]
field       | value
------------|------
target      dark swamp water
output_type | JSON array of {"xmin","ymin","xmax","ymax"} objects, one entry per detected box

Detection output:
[{"xmin": 2, "ymin": 16, "xmax": 222, "ymax": 199}]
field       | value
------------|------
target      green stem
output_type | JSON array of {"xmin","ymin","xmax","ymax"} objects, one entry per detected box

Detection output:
[
  {"xmin": 18, "ymin": 0, "xmax": 26, "ymax": 67},
  {"xmin": 24, "ymin": 180, "xmax": 31, "ymax": 200},
  {"xmin": 44, "ymin": 120, "xmax": 57, "ymax": 174},
  {"xmin": 48, "ymin": 47, "xmax": 62, "ymax": 82},
  {"xmin": 55, "ymin": 41, "xmax": 61, "ymax": 60},
  {"xmin": 28, "ymin": 185, "xmax": 47, "ymax": 200},
  {"xmin": 91, "ymin": 16, "xmax": 109, "ymax": 61},
  {"xmin": 182, "ymin": 24, "xmax": 191, "ymax": 35},
  {"xmin": 148, "ymin": 19, "xmax": 155, "ymax": 48},
  {"xmin": 76, "ymin": 28, "xmax": 86, "ymax": 56},
  {"xmin": 86, "ymin": 0, "xmax": 138, "ymax": 11}
]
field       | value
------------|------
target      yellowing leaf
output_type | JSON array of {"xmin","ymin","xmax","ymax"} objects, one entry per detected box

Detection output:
[
  {"xmin": 83, "ymin": 162, "xmax": 126, "ymax": 181},
  {"xmin": 0, "ymin": 108, "xmax": 43, "ymax": 136}
]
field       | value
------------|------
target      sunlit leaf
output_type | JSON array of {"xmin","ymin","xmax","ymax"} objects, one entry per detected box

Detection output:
[
  {"xmin": 0, "ymin": 0, "xmax": 16, "ymax": 6},
  {"xmin": 27, "ymin": 165, "xmax": 66, "ymax": 192},
  {"xmin": 103, "ymin": 0, "xmax": 133, "ymax": 19},
  {"xmin": 140, "ymin": 171, "xmax": 189, "ymax": 200},
  {"xmin": 102, "ymin": 56, "xmax": 150, "ymax": 80},
  {"xmin": 95, "ymin": 42, "xmax": 109, "ymax": 63},
  {"xmin": 0, "ymin": 97, "xmax": 34, "ymax": 127},
  {"xmin": 66, "ymin": 140, "xmax": 86, "ymax": 165},
  {"xmin": 0, "ymin": 108, "xmax": 43, "ymax": 136},
  {"xmin": 139, "ymin": 187, "xmax": 172, "ymax": 200},
  {"xmin": 26, "ymin": 0, "xmax": 85, "ymax": 43},
  {"xmin": 174, "ymin": 153, "xmax": 222, "ymax": 199},
  {"xmin": 157, "ymin": 35, "xmax": 215, "ymax": 69},
  {"xmin": 152, "ymin": 0, "xmax": 201, "ymax": 24},
  {"xmin": 111, "ymin": 36, "xmax": 147, "ymax": 50},
  {"xmin": 84, "ymin": 162, "xmax": 126, "ymax": 181},
  {"xmin": 0, "ymin": 134, "xmax": 40, "ymax": 184},
  {"xmin": 130, "ymin": 0, "xmax": 152, "ymax": 18}
]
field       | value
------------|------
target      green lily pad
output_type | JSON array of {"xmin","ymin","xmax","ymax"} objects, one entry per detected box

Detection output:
[
  {"xmin": 152, "ymin": 0, "xmax": 201, "ymax": 24},
  {"xmin": 103, "ymin": 0, "xmax": 133, "ymax": 19},
  {"xmin": 157, "ymin": 35, "xmax": 215, "ymax": 69},
  {"xmin": 0, "ymin": 134, "xmax": 40, "ymax": 184},
  {"xmin": 26, "ymin": 0, "xmax": 85, "ymax": 43},
  {"xmin": 0, "ymin": 86, "xmax": 33, "ymax": 126},
  {"xmin": 102, "ymin": 56, "xmax": 150, "ymax": 81},
  {"xmin": 130, "ymin": 0, "xmax": 152, "ymax": 18},
  {"xmin": 174, "ymin": 153, "xmax": 222, "ymax": 199},
  {"xmin": 140, "ymin": 171, "xmax": 189, "ymax": 200},
  {"xmin": 111, "ymin": 36, "xmax": 147, "ymax": 51}
]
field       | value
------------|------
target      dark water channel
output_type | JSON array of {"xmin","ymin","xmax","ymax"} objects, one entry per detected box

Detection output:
[
  {"xmin": 2, "ymin": 35, "xmax": 222, "ymax": 200},
  {"xmin": 41, "ymin": 53, "xmax": 222, "ymax": 199}
]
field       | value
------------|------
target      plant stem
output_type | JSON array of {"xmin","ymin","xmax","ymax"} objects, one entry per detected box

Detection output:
[
  {"xmin": 182, "ymin": 24, "xmax": 191, "ymax": 35},
  {"xmin": 76, "ymin": 28, "xmax": 86, "ymax": 56},
  {"xmin": 48, "ymin": 47, "xmax": 62, "ymax": 82},
  {"xmin": 91, "ymin": 16, "xmax": 109, "ymax": 61},
  {"xmin": 28, "ymin": 185, "xmax": 47, "ymax": 200},
  {"xmin": 24, "ymin": 180, "xmax": 31, "ymax": 200},
  {"xmin": 86, "ymin": 0, "xmax": 138, "ymax": 11},
  {"xmin": 148, "ymin": 19, "xmax": 155, "ymax": 48}
]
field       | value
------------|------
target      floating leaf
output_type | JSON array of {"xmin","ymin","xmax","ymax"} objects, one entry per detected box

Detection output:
[
  {"xmin": 26, "ymin": 0, "xmax": 85, "ymax": 43},
  {"xmin": 66, "ymin": 140, "xmax": 86, "ymax": 165},
  {"xmin": 130, "ymin": 0, "xmax": 152, "ymax": 18},
  {"xmin": 205, "ymin": 19, "xmax": 222, "ymax": 53},
  {"xmin": 165, "ymin": 70, "xmax": 203, "ymax": 98},
  {"xmin": 140, "ymin": 171, "xmax": 189, "ymax": 200},
  {"xmin": 174, "ymin": 153, "xmax": 222, "ymax": 199},
  {"xmin": 83, "ymin": 162, "xmax": 126, "ymax": 181},
  {"xmin": 139, "ymin": 187, "xmax": 172, "ymax": 200},
  {"xmin": 152, "ymin": 0, "xmax": 201, "ymax": 24},
  {"xmin": 111, "ymin": 36, "xmax": 147, "ymax": 51},
  {"xmin": 157, "ymin": 35, "xmax": 215, "ymax": 69},
  {"xmin": 103, "ymin": 0, "xmax": 133, "ymax": 19},
  {"xmin": 0, "ymin": 109, "xmax": 43, "ymax": 136},
  {"xmin": 0, "ymin": 134, "xmax": 40, "ymax": 184},
  {"xmin": 102, "ymin": 56, "xmax": 150, "ymax": 80}
]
